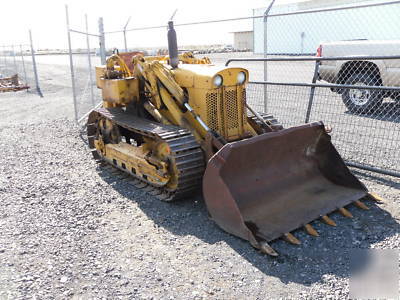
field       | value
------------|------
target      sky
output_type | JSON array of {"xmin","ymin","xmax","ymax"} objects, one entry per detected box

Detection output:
[{"xmin": 0, "ymin": 0, "xmax": 302, "ymax": 50}]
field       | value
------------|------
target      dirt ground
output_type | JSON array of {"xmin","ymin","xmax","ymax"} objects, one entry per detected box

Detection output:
[{"xmin": 0, "ymin": 59, "xmax": 399, "ymax": 299}]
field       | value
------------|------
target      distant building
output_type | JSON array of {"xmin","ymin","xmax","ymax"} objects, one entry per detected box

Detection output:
[
  {"xmin": 232, "ymin": 31, "xmax": 254, "ymax": 51},
  {"xmin": 253, "ymin": 0, "xmax": 400, "ymax": 54}
]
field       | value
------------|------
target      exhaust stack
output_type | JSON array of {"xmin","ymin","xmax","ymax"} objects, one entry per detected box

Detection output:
[{"xmin": 167, "ymin": 21, "xmax": 179, "ymax": 68}]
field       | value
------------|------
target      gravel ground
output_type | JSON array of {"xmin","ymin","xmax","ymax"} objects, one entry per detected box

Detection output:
[{"xmin": 0, "ymin": 60, "xmax": 399, "ymax": 299}]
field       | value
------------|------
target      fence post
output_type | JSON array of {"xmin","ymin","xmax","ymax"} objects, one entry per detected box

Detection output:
[
  {"xmin": 12, "ymin": 45, "xmax": 18, "ymax": 75},
  {"xmin": 123, "ymin": 31, "xmax": 128, "ymax": 52},
  {"xmin": 263, "ymin": 0, "xmax": 275, "ymax": 113},
  {"xmin": 85, "ymin": 14, "xmax": 95, "ymax": 107},
  {"xmin": 3, "ymin": 46, "xmax": 7, "ymax": 71},
  {"xmin": 98, "ymin": 17, "xmax": 106, "ymax": 65},
  {"xmin": 29, "ymin": 30, "xmax": 43, "ymax": 97},
  {"xmin": 305, "ymin": 61, "xmax": 320, "ymax": 123},
  {"xmin": 2, "ymin": 46, "xmax": 6, "ymax": 70},
  {"xmin": 123, "ymin": 17, "xmax": 131, "ymax": 52},
  {"xmin": 1, "ymin": 46, "xmax": 3, "ymax": 69},
  {"xmin": 65, "ymin": 5, "xmax": 78, "ymax": 122},
  {"xmin": 19, "ymin": 45, "xmax": 28, "ymax": 87}
]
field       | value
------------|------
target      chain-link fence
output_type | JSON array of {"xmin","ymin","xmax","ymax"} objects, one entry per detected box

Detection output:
[
  {"xmin": 250, "ymin": 0, "xmax": 400, "ymax": 176},
  {"xmin": 66, "ymin": 1, "xmax": 400, "ymax": 177},
  {"xmin": 0, "ymin": 31, "xmax": 42, "ymax": 96},
  {"xmin": 242, "ymin": 75, "xmax": 400, "ymax": 177},
  {"xmin": 65, "ymin": 5, "xmax": 102, "ymax": 123}
]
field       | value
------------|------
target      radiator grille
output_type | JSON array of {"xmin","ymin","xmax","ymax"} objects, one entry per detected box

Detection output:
[
  {"xmin": 225, "ymin": 89, "xmax": 238, "ymax": 130},
  {"xmin": 206, "ymin": 91, "xmax": 219, "ymax": 132},
  {"xmin": 242, "ymin": 88, "xmax": 247, "ymax": 123},
  {"xmin": 206, "ymin": 88, "xmax": 241, "ymax": 137}
]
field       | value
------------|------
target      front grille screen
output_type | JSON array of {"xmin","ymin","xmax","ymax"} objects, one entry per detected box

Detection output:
[
  {"xmin": 206, "ymin": 88, "xmax": 241, "ymax": 137},
  {"xmin": 225, "ymin": 89, "xmax": 239, "ymax": 130},
  {"xmin": 206, "ymin": 91, "xmax": 219, "ymax": 132}
]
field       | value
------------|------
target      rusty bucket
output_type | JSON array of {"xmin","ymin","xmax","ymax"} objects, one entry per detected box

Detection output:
[{"xmin": 203, "ymin": 122, "xmax": 368, "ymax": 252}]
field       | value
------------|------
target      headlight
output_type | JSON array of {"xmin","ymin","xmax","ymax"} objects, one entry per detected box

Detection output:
[
  {"xmin": 213, "ymin": 75, "xmax": 223, "ymax": 87},
  {"xmin": 237, "ymin": 71, "xmax": 246, "ymax": 84}
]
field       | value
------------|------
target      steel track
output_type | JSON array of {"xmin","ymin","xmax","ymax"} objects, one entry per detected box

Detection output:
[{"xmin": 87, "ymin": 107, "xmax": 205, "ymax": 201}]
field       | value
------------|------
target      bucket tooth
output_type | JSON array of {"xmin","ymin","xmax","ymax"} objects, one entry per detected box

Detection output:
[
  {"xmin": 368, "ymin": 192, "xmax": 384, "ymax": 203},
  {"xmin": 259, "ymin": 241, "xmax": 278, "ymax": 257},
  {"xmin": 283, "ymin": 233, "xmax": 301, "ymax": 245},
  {"xmin": 338, "ymin": 207, "xmax": 353, "ymax": 218},
  {"xmin": 304, "ymin": 224, "xmax": 319, "ymax": 237},
  {"xmin": 321, "ymin": 215, "xmax": 337, "ymax": 226},
  {"xmin": 354, "ymin": 200, "xmax": 369, "ymax": 210}
]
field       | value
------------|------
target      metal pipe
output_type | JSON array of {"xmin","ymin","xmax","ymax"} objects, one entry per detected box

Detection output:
[
  {"xmin": 123, "ymin": 31, "xmax": 128, "ymax": 52},
  {"xmin": 246, "ymin": 103, "xmax": 273, "ymax": 131},
  {"xmin": 65, "ymin": 5, "xmax": 78, "ymax": 121},
  {"xmin": 170, "ymin": 9, "xmax": 178, "ymax": 21},
  {"xmin": 2, "ymin": 45, "xmax": 6, "ymax": 69},
  {"xmin": 104, "ymin": 1, "xmax": 400, "ymax": 34},
  {"xmin": 183, "ymin": 103, "xmax": 211, "ymax": 132},
  {"xmin": 98, "ymin": 17, "xmax": 106, "ymax": 65},
  {"xmin": 85, "ymin": 14, "xmax": 95, "ymax": 107},
  {"xmin": 19, "ymin": 44, "xmax": 28, "ymax": 87},
  {"xmin": 225, "ymin": 55, "xmax": 400, "ymax": 66},
  {"xmin": 123, "ymin": 17, "xmax": 131, "ymax": 52},
  {"xmin": 12, "ymin": 45, "xmax": 17, "ymax": 75},
  {"xmin": 2, "ymin": 44, "xmax": 30, "ymax": 48},
  {"xmin": 4, "ymin": 45, "xmax": 8, "ymax": 69},
  {"xmin": 249, "ymin": 80, "xmax": 400, "ymax": 92},
  {"xmin": 29, "ymin": 30, "xmax": 43, "ymax": 97},
  {"xmin": 69, "ymin": 29, "xmax": 100, "ymax": 37},
  {"xmin": 305, "ymin": 61, "xmax": 320, "ymax": 123},
  {"xmin": 106, "ymin": 25, "xmax": 165, "ymax": 34},
  {"xmin": 346, "ymin": 161, "xmax": 400, "ymax": 178},
  {"xmin": 266, "ymin": 0, "xmax": 400, "ymax": 18},
  {"xmin": 263, "ymin": 0, "xmax": 276, "ymax": 113}
]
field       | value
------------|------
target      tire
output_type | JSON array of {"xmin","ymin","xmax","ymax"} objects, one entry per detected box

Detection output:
[{"xmin": 341, "ymin": 72, "xmax": 383, "ymax": 113}]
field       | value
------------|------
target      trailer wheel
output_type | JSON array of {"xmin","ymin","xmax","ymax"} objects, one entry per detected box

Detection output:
[{"xmin": 341, "ymin": 72, "xmax": 383, "ymax": 113}]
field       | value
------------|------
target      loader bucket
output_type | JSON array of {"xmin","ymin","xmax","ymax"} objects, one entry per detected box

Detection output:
[{"xmin": 203, "ymin": 122, "xmax": 368, "ymax": 248}]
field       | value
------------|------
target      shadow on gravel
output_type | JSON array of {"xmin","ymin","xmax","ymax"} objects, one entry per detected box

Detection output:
[
  {"xmin": 352, "ymin": 169, "xmax": 400, "ymax": 189},
  {"xmin": 97, "ymin": 166, "xmax": 400, "ymax": 286},
  {"xmin": 345, "ymin": 102, "xmax": 400, "ymax": 122}
]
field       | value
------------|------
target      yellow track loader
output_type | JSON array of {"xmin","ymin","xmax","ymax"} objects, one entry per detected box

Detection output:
[{"xmin": 87, "ymin": 21, "xmax": 380, "ymax": 256}]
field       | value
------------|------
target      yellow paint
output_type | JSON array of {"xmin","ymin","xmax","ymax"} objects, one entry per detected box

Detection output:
[
  {"xmin": 95, "ymin": 66, "xmax": 106, "ymax": 88},
  {"xmin": 101, "ymin": 77, "xmax": 139, "ymax": 104},
  {"xmin": 368, "ymin": 192, "xmax": 384, "ymax": 202},
  {"xmin": 97, "ymin": 141, "xmax": 171, "ymax": 187}
]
